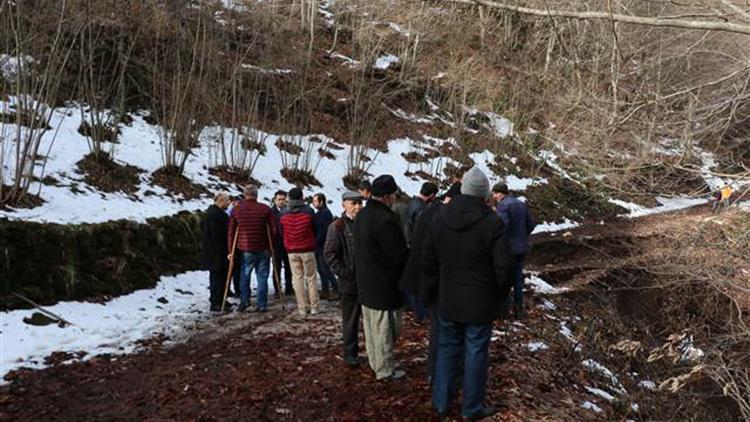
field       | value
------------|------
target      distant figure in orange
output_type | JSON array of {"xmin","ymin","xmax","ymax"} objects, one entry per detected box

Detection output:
[{"xmin": 712, "ymin": 185, "xmax": 733, "ymax": 214}]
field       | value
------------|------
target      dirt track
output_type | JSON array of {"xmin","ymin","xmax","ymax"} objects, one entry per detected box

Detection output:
[{"xmin": 0, "ymin": 204, "xmax": 723, "ymax": 421}]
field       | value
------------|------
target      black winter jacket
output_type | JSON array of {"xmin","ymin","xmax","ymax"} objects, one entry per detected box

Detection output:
[
  {"xmin": 404, "ymin": 196, "xmax": 428, "ymax": 246},
  {"xmin": 423, "ymin": 195, "xmax": 514, "ymax": 324},
  {"xmin": 324, "ymin": 214, "xmax": 358, "ymax": 297},
  {"xmin": 400, "ymin": 200, "xmax": 442, "ymax": 299},
  {"xmin": 202, "ymin": 204, "xmax": 229, "ymax": 272},
  {"xmin": 354, "ymin": 199, "xmax": 408, "ymax": 310}
]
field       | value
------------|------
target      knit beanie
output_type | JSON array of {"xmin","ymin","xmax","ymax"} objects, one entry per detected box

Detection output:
[{"xmin": 460, "ymin": 167, "xmax": 490, "ymax": 198}]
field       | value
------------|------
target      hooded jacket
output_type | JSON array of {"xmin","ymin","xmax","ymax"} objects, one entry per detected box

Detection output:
[
  {"xmin": 423, "ymin": 195, "xmax": 514, "ymax": 324},
  {"xmin": 495, "ymin": 195, "xmax": 537, "ymax": 255}
]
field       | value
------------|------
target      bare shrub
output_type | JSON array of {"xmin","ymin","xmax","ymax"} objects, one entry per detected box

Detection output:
[{"xmin": 0, "ymin": 0, "xmax": 80, "ymax": 207}]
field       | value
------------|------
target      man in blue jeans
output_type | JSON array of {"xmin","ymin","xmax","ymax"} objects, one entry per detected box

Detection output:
[
  {"xmin": 492, "ymin": 182, "xmax": 537, "ymax": 319},
  {"xmin": 423, "ymin": 167, "xmax": 514, "ymax": 420},
  {"xmin": 228, "ymin": 185, "xmax": 276, "ymax": 312}
]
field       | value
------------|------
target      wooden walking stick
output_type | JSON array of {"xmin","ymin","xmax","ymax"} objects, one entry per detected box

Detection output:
[
  {"xmin": 266, "ymin": 224, "xmax": 286, "ymax": 310},
  {"xmin": 221, "ymin": 228, "xmax": 240, "ymax": 313}
]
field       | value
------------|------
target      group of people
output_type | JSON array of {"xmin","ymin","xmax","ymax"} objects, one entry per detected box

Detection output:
[{"xmin": 201, "ymin": 166, "xmax": 536, "ymax": 420}]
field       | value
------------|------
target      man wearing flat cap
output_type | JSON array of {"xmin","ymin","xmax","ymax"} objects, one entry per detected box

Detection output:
[
  {"xmin": 353, "ymin": 174, "xmax": 409, "ymax": 380},
  {"xmin": 324, "ymin": 191, "xmax": 365, "ymax": 368}
]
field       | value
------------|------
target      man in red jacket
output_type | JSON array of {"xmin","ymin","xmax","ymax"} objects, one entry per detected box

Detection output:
[
  {"xmin": 228, "ymin": 184, "xmax": 276, "ymax": 312},
  {"xmin": 279, "ymin": 187, "xmax": 320, "ymax": 316}
]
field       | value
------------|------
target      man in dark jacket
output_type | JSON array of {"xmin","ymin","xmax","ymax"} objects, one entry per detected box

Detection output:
[
  {"xmin": 228, "ymin": 185, "xmax": 276, "ymax": 312},
  {"xmin": 324, "ymin": 191, "xmax": 365, "ymax": 367},
  {"xmin": 202, "ymin": 191, "xmax": 233, "ymax": 312},
  {"xmin": 400, "ymin": 182, "xmax": 461, "ymax": 379},
  {"xmin": 354, "ymin": 174, "xmax": 409, "ymax": 380},
  {"xmin": 280, "ymin": 187, "xmax": 320, "ymax": 316},
  {"xmin": 312, "ymin": 193, "xmax": 338, "ymax": 300},
  {"xmin": 271, "ymin": 190, "xmax": 294, "ymax": 296},
  {"xmin": 424, "ymin": 167, "xmax": 513, "ymax": 420},
  {"xmin": 404, "ymin": 182, "xmax": 438, "ymax": 246},
  {"xmin": 492, "ymin": 182, "xmax": 537, "ymax": 319}
]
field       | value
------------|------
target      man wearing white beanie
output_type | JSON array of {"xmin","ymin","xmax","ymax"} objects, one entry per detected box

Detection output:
[{"xmin": 423, "ymin": 166, "xmax": 514, "ymax": 420}]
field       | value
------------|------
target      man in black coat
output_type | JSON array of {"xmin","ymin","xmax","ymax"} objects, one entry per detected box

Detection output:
[
  {"xmin": 270, "ymin": 190, "xmax": 294, "ymax": 295},
  {"xmin": 201, "ymin": 191, "xmax": 234, "ymax": 312},
  {"xmin": 324, "ymin": 191, "xmax": 365, "ymax": 367},
  {"xmin": 354, "ymin": 174, "xmax": 409, "ymax": 380},
  {"xmin": 423, "ymin": 167, "xmax": 513, "ymax": 420},
  {"xmin": 400, "ymin": 182, "xmax": 462, "ymax": 380}
]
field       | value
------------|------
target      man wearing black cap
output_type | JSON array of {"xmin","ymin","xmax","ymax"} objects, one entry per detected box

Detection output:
[
  {"xmin": 354, "ymin": 174, "xmax": 409, "ymax": 380},
  {"xmin": 404, "ymin": 182, "xmax": 439, "ymax": 247},
  {"xmin": 325, "ymin": 191, "xmax": 365, "ymax": 367},
  {"xmin": 491, "ymin": 182, "xmax": 537, "ymax": 319}
]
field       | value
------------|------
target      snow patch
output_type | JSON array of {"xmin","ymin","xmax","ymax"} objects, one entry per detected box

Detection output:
[
  {"xmin": 609, "ymin": 196, "xmax": 707, "ymax": 218},
  {"xmin": 374, "ymin": 54, "xmax": 400, "ymax": 70},
  {"xmin": 526, "ymin": 341, "xmax": 549, "ymax": 352},
  {"xmin": 526, "ymin": 274, "xmax": 569, "ymax": 295},
  {"xmin": 580, "ymin": 401, "xmax": 603, "ymax": 413},
  {"xmin": 0, "ymin": 271, "xmax": 251, "ymax": 380},
  {"xmin": 585, "ymin": 386, "xmax": 615, "ymax": 402},
  {"xmin": 638, "ymin": 380, "xmax": 657, "ymax": 391},
  {"xmin": 0, "ymin": 54, "xmax": 34, "ymax": 81},
  {"xmin": 532, "ymin": 219, "xmax": 579, "ymax": 234}
]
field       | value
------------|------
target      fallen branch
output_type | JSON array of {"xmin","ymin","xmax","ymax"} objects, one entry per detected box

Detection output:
[
  {"xmin": 11, "ymin": 292, "xmax": 77, "ymax": 327},
  {"xmin": 437, "ymin": 0, "xmax": 750, "ymax": 35}
]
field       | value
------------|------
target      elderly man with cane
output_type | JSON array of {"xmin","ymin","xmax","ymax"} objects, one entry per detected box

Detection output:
[{"xmin": 202, "ymin": 191, "xmax": 234, "ymax": 312}]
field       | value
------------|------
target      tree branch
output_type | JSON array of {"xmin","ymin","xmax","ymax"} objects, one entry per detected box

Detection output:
[{"xmin": 437, "ymin": 0, "xmax": 750, "ymax": 35}]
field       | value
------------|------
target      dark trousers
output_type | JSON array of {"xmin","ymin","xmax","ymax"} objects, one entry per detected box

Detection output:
[
  {"xmin": 406, "ymin": 292, "xmax": 428, "ymax": 320},
  {"xmin": 432, "ymin": 316, "xmax": 492, "ymax": 417},
  {"xmin": 315, "ymin": 249, "xmax": 338, "ymax": 292},
  {"xmin": 341, "ymin": 295, "xmax": 362, "ymax": 359},
  {"xmin": 426, "ymin": 308, "xmax": 439, "ymax": 379},
  {"xmin": 512, "ymin": 254, "xmax": 525, "ymax": 307},
  {"xmin": 273, "ymin": 246, "xmax": 294, "ymax": 294},
  {"xmin": 231, "ymin": 251, "xmax": 242, "ymax": 295},
  {"xmin": 209, "ymin": 269, "xmax": 227, "ymax": 308}
]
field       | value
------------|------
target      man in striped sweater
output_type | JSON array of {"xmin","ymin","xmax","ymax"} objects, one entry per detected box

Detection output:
[
  {"xmin": 228, "ymin": 185, "xmax": 276, "ymax": 312},
  {"xmin": 279, "ymin": 187, "xmax": 320, "ymax": 316}
]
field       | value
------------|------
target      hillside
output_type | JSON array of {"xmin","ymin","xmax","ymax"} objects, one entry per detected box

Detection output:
[{"xmin": 1, "ymin": 0, "xmax": 749, "ymax": 421}]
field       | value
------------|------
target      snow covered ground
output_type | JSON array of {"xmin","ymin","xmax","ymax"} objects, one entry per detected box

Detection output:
[
  {"xmin": 609, "ymin": 196, "xmax": 707, "ymax": 218},
  {"xmin": 0, "ymin": 101, "xmax": 544, "ymax": 224},
  {"xmin": 0, "ymin": 270, "xmax": 282, "ymax": 381}
]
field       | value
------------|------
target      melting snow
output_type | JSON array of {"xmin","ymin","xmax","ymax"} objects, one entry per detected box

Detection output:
[
  {"xmin": 526, "ymin": 274, "xmax": 570, "ymax": 295},
  {"xmin": 638, "ymin": 380, "xmax": 657, "ymax": 391},
  {"xmin": 609, "ymin": 196, "xmax": 707, "ymax": 218},
  {"xmin": 526, "ymin": 341, "xmax": 549, "ymax": 352},
  {"xmin": 374, "ymin": 54, "xmax": 400, "ymax": 70},
  {"xmin": 0, "ymin": 271, "xmax": 253, "ymax": 380},
  {"xmin": 580, "ymin": 401, "xmax": 603, "ymax": 413},
  {"xmin": 585, "ymin": 386, "xmax": 616, "ymax": 402}
]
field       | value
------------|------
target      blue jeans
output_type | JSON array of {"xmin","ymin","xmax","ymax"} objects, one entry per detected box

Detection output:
[
  {"xmin": 432, "ymin": 316, "xmax": 491, "ymax": 417},
  {"xmin": 315, "ymin": 249, "xmax": 338, "ymax": 291},
  {"xmin": 240, "ymin": 251, "xmax": 270, "ymax": 309},
  {"xmin": 512, "ymin": 254, "xmax": 525, "ymax": 307}
]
